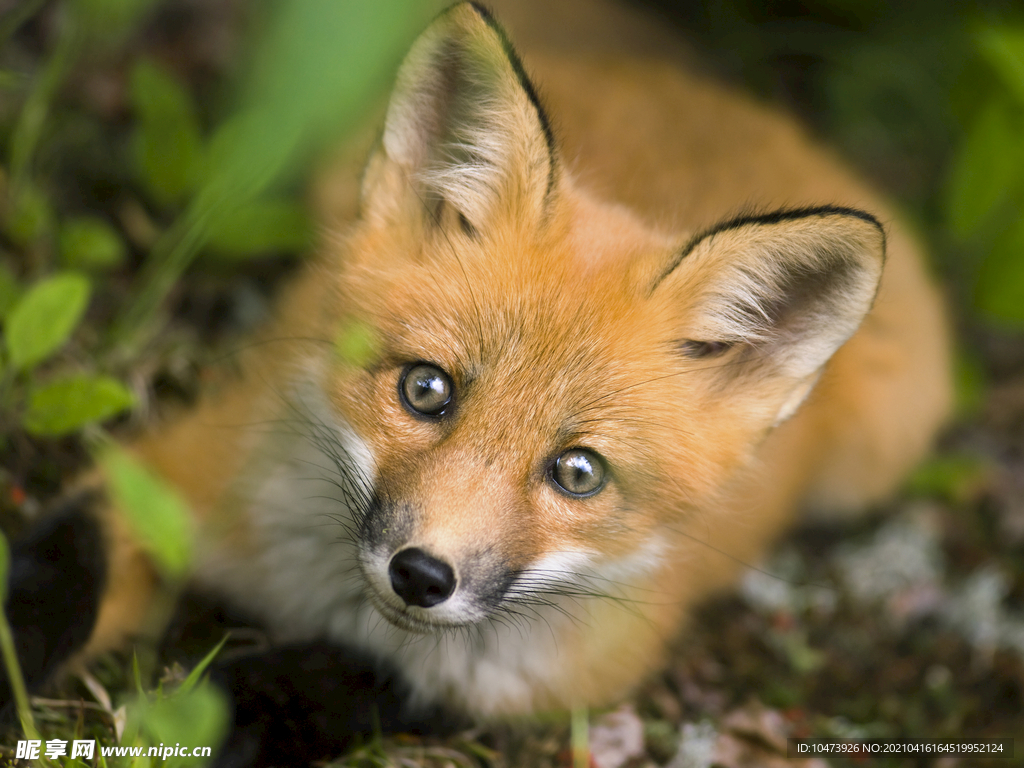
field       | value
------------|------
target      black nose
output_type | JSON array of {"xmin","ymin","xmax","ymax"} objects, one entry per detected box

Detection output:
[{"xmin": 388, "ymin": 547, "xmax": 456, "ymax": 608}]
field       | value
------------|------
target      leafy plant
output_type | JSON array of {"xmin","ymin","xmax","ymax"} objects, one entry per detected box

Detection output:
[
  {"xmin": 99, "ymin": 445, "xmax": 193, "ymax": 580},
  {"xmin": 946, "ymin": 25, "xmax": 1024, "ymax": 328},
  {"xmin": 0, "ymin": 271, "xmax": 135, "ymax": 439},
  {"xmin": 118, "ymin": 639, "xmax": 230, "ymax": 767},
  {"xmin": 111, "ymin": 1, "xmax": 441, "ymax": 353},
  {"xmin": 0, "ymin": 0, "xmax": 439, "ymax": 763}
]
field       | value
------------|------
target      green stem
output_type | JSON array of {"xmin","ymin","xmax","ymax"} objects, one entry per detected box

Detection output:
[
  {"xmin": 0, "ymin": 602, "xmax": 38, "ymax": 741},
  {"xmin": 107, "ymin": 209, "xmax": 208, "ymax": 358},
  {"xmin": 8, "ymin": 15, "xmax": 80, "ymax": 195}
]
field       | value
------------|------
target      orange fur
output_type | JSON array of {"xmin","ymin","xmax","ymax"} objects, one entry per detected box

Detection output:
[{"xmin": 85, "ymin": 0, "xmax": 950, "ymax": 717}]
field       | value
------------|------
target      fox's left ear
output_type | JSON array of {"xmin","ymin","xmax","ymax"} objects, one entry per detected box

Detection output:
[
  {"xmin": 654, "ymin": 207, "xmax": 886, "ymax": 425},
  {"xmin": 361, "ymin": 2, "xmax": 555, "ymax": 232}
]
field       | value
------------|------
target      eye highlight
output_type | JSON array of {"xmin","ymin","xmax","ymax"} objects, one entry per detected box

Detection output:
[
  {"xmin": 399, "ymin": 363, "xmax": 453, "ymax": 418},
  {"xmin": 550, "ymin": 448, "xmax": 606, "ymax": 497}
]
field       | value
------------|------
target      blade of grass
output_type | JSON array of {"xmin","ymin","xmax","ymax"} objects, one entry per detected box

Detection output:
[
  {"xmin": 0, "ymin": 531, "xmax": 40, "ymax": 740},
  {"xmin": 572, "ymin": 705, "xmax": 589, "ymax": 768},
  {"xmin": 109, "ymin": 0, "xmax": 440, "ymax": 356},
  {"xmin": 8, "ymin": 17, "xmax": 80, "ymax": 197},
  {"xmin": 175, "ymin": 634, "xmax": 229, "ymax": 697}
]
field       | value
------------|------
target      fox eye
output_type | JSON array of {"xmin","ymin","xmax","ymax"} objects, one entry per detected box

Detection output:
[
  {"xmin": 551, "ymin": 448, "xmax": 606, "ymax": 497},
  {"xmin": 680, "ymin": 340, "xmax": 731, "ymax": 358},
  {"xmin": 400, "ymin": 363, "xmax": 453, "ymax": 417}
]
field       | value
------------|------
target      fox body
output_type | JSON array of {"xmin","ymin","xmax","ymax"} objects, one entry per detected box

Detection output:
[{"xmin": 11, "ymin": 0, "xmax": 950, "ymax": 756}]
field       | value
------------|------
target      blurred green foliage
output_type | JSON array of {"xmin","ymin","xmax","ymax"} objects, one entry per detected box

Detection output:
[
  {"xmin": 120, "ymin": 638, "xmax": 230, "ymax": 768},
  {"xmin": 130, "ymin": 59, "xmax": 205, "ymax": 207},
  {"xmin": 115, "ymin": 0, "xmax": 440, "ymax": 347},
  {"xmin": 906, "ymin": 452, "xmax": 993, "ymax": 505},
  {"xmin": 99, "ymin": 444, "xmax": 193, "ymax": 579},
  {"xmin": 947, "ymin": 25, "xmax": 1024, "ymax": 327},
  {"xmin": 6, "ymin": 271, "xmax": 89, "ymax": 371},
  {"xmin": 0, "ymin": 269, "xmax": 134, "ymax": 437},
  {"xmin": 0, "ymin": 0, "xmax": 438, "ymax": 445},
  {"xmin": 0, "ymin": 0, "xmax": 1022, "ymax": 763},
  {"xmin": 0, "ymin": 0, "xmax": 437, "ymax": 761},
  {"xmin": 59, "ymin": 215, "xmax": 128, "ymax": 270},
  {"xmin": 644, "ymin": 0, "xmax": 1024, "ymax": 334},
  {"xmin": 24, "ymin": 372, "xmax": 134, "ymax": 436}
]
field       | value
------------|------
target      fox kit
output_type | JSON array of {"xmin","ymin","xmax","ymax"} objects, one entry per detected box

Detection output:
[{"xmin": 4, "ymin": 0, "xmax": 950, "ymax": 764}]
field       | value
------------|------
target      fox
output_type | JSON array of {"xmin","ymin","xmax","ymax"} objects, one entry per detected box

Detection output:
[{"xmin": 3, "ymin": 0, "xmax": 951, "ymax": 764}]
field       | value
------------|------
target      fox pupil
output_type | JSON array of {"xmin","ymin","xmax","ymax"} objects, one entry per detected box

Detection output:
[
  {"xmin": 401, "ymin": 363, "xmax": 453, "ymax": 417},
  {"xmin": 553, "ymin": 448, "xmax": 605, "ymax": 496}
]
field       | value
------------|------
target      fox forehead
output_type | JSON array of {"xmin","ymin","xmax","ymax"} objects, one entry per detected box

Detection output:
[
  {"xmin": 330, "ymin": 201, "xmax": 695, "ymax": 461},
  {"xmin": 340, "ymin": 188, "xmax": 679, "ymax": 366}
]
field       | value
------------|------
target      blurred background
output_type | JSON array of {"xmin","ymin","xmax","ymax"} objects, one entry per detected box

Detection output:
[
  {"xmin": 2, "ymin": 0, "xmax": 1022, "ymax": 448},
  {"xmin": 0, "ymin": 1, "xmax": 1022, "ymax": 766},
  {"xmin": 643, "ymin": 0, "xmax": 1024, "ymax": 353}
]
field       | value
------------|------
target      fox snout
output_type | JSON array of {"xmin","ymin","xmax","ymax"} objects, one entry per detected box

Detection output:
[
  {"xmin": 357, "ymin": 493, "xmax": 521, "ymax": 631},
  {"xmin": 388, "ymin": 547, "xmax": 457, "ymax": 608}
]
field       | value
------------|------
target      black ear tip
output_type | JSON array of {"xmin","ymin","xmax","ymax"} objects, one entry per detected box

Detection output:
[
  {"xmin": 438, "ymin": 1, "xmax": 495, "ymax": 29},
  {"xmin": 694, "ymin": 204, "xmax": 886, "ymax": 249},
  {"xmin": 653, "ymin": 204, "xmax": 887, "ymax": 292},
  {"xmin": 466, "ymin": 1, "xmax": 496, "ymax": 23}
]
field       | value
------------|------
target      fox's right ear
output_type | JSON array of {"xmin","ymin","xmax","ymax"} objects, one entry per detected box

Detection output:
[{"xmin": 360, "ymin": 2, "xmax": 556, "ymax": 233}]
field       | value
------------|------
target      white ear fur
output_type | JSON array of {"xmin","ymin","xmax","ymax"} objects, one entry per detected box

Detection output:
[
  {"xmin": 369, "ymin": 2, "xmax": 554, "ymax": 230},
  {"xmin": 657, "ymin": 207, "xmax": 886, "ymax": 424}
]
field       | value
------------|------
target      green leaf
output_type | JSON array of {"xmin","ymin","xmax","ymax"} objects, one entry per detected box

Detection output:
[
  {"xmin": 59, "ymin": 215, "xmax": 127, "ymax": 270},
  {"xmin": 0, "ymin": 261, "xmax": 20, "ymax": 319},
  {"xmin": 24, "ymin": 373, "xmax": 135, "ymax": 436},
  {"xmin": 978, "ymin": 26, "xmax": 1024, "ymax": 107},
  {"xmin": 334, "ymin": 320, "xmax": 377, "ymax": 369},
  {"xmin": 113, "ymin": 2, "xmax": 441, "ymax": 349},
  {"xmin": 130, "ymin": 60, "xmax": 205, "ymax": 206},
  {"xmin": 100, "ymin": 446, "xmax": 193, "ymax": 579},
  {"xmin": 205, "ymin": 197, "xmax": 311, "ymax": 259},
  {"xmin": 133, "ymin": 684, "xmax": 229, "ymax": 768},
  {"xmin": 195, "ymin": 1, "xmax": 441, "ymax": 210},
  {"xmin": 945, "ymin": 99, "xmax": 1023, "ymax": 237},
  {"xmin": 132, "ymin": 651, "xmax": 145, "ymax": 696},
  {"xmin": 3, "ymin": 184, "xmax": 54, "ymax": 247},
  {"xmin": 975, "ymin": 216, "xmax": 1024, "ymax": 327},
  {"xmin": 5, "ymin": 272, "xmax": 90, "ymax": 370}
]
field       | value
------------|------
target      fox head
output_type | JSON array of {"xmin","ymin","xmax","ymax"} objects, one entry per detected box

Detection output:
[{"xmin": 310, "ymin": 2, "xmax": 884, "ymax": 634}]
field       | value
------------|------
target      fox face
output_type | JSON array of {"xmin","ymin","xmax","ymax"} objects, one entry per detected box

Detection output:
[
  {"xmin": 298, "ymin": 3, "xmax": 884, "ymax": 641},
  {"xmin": 193, "ymin": 2, "xmax": 891, "ymax": 715}
]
